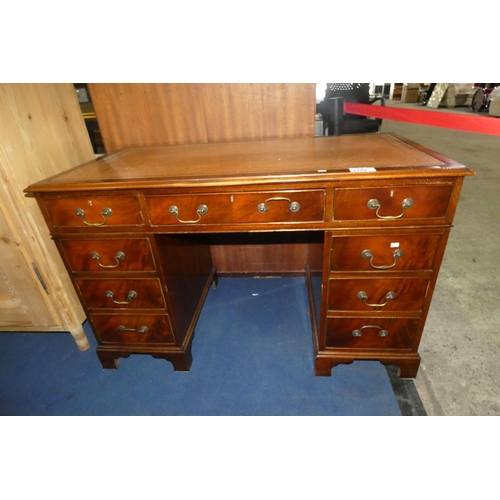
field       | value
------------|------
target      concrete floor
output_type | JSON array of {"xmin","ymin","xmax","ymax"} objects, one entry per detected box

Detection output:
[{"xmin": 380, "ymin": 100, "xmax": 500, "ymax": 415}]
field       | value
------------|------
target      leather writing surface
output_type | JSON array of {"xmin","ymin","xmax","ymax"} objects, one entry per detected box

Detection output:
[{"xmin": 26, "ymin": 134, "xmax": 452, "ymax": 192}]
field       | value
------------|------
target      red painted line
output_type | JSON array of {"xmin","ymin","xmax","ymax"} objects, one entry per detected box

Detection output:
[{"xmin": 344, "ymin": 102, "xmax": 500, "ymax": 137}]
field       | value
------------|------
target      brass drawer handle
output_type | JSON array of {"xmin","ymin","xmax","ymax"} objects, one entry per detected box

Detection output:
[
  {"xmin": 357, "ymin": 291, "xmax": 396, "ymax": 307},
  {"xmin": 257, "ymin": 197, "xmax": 301, "ymax": 214},
  {"xmin": 367, "ymin": 198, "xmax": 413, "ymax": 219},
  {"xmin": 352, "ymin": 325, "xmax": 389, "ymax": 337},
  {"xmin": 91, "ymin": 251, "xmax": 126, "ymax": 268},
  {"xmin": 168, "ymin": 204, "xmax": 208, "ymax": 224},
  {"xmin": 117, "ymin": 325, "xmax": 148, "ymax": 333},
  {"xmin": 362, "ymin": 248, "xmax": 404, "ymax": 270},
  {"xmin": 105, "ymin": 290, "xmax": 137, "ymax": 305},
  {"xmin": 75, "ymin": 207, "xmax": 113, "ymax": 226}
]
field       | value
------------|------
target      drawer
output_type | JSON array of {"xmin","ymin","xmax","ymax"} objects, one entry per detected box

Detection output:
[
  {"xmin": 333, "ymin": 185, "xmax": 454, "ymax": 222},
  {"xmin": 43, "ymin": 196, "xmax": 144, "ymax": 228},
  {"xmin": 60, "ymin": 238, "xmax": 156, "ymax": 272},
  {"xmin": 75, "ymin": 278, "xmax": 165, "ymax": 309},
  {"xmin": 145, "ymin": 190, "xmax": 325, "ymax": 225},
  {"xmin": 91, "ymin": 313, "xmax": 175, "ymax": 344},
  {"xmin": 330, "ymin": 233, "xmax": 443, "ymax": 272},
  {"xmin": 328, "ymin": 277, "xmax": 430, "ymax": 312},
  {"xmin": 325, "ymin": 317, "xmax": 420, "ymax": 349}
]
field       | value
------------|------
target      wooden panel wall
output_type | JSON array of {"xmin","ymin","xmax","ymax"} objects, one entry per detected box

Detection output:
[{"xmin": 87, "ymin": 84, "xmax": 316, "ymax": 153}]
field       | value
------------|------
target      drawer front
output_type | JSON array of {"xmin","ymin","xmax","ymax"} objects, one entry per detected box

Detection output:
[
  {"xmin": 325, "ymin": 317, "xmax": 420, "ymax": 349},
  {"xmin": 60, "ymin": 238, "xmax": 156, "ymax": 272},
  {"xmin": 91, "ymin": 313, "xmax": 175, "ymax": 344},
  {"xmin": 44, "ymin": 196, "xmax": 144, "ymax": 228},
  {"xmin": 328, "ymin": 277, "xmax": 430, "ymax": 312},
  {"xmin": 330, "ymin": 233, "xmax": 443, "ymax": 272},
  {"xmin": 75, "ymin": 278, "xmax": 165, "ymax": 309},
  {"xmin": 334, "ymin": 185, "xmax": 454, "ymax": 222},
  {"xmin": 146, "ymin": 190, "xmax": 325, "ymax": 225}
]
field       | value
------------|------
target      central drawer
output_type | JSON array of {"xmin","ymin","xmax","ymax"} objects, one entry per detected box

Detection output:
[
  {"xmin": 75, "ymin": 278, "xmax": 165, "ymax": 309},
  {"xmin": 145, "ymin": 190, "xmax": 325, "ymax": 225}
]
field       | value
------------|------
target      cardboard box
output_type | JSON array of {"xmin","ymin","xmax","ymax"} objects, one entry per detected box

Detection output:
[
  {"xmin": 439, "ymin": 84, "xmax": 475, "ymax": 108},
  {"xmin": 402, "ymin": 84, "xmax": 420, "ymax": 103}
]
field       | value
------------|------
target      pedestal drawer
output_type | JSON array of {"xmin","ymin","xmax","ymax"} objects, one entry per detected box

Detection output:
[
  {"xmin": 146, "ymin": 190, "xmax": 325, "ymax": 225},
  {"xmin": 91, "ymin": 313, "xmax": 175, "ymax": 344},
  {"xmin": 44, "ymin": 195, "xmax": 144, "ymax": 228},
  {"xmin": 328, "ymin": 277, "xmax": 430, "ymax": 312},
  {"xmin": 333, "ymin": 184, "xmax": 454, "ymax": 222},
  {"xmin": 330, "ymin": 233, "xmax": 444, "ymax": 272},
  {"xmin": 60, "ymin": 238, "xmax": 156, "ymax": 272},
  {"xmin": 75, "ymin": 278, "xmax": 165, "ymax": 309},
  {"xmin": 325, "ymin": 317, "xmax": 420, "ymax": 349}
]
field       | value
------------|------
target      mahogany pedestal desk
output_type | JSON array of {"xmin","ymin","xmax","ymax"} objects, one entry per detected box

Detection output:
[{"xmin": 25, "ymin": 134, "xmax": 474, "ymax": 378}]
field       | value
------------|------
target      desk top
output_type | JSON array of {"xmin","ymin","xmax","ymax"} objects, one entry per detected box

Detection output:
[{"xmin": 26, "ymin": 134, "xmax": 473, "ymax": 193}]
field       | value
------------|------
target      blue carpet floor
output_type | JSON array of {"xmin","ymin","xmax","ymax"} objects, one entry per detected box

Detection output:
[{"xmin": 0, "ymin": 278, "xmax": 401, "ymax": 415}]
